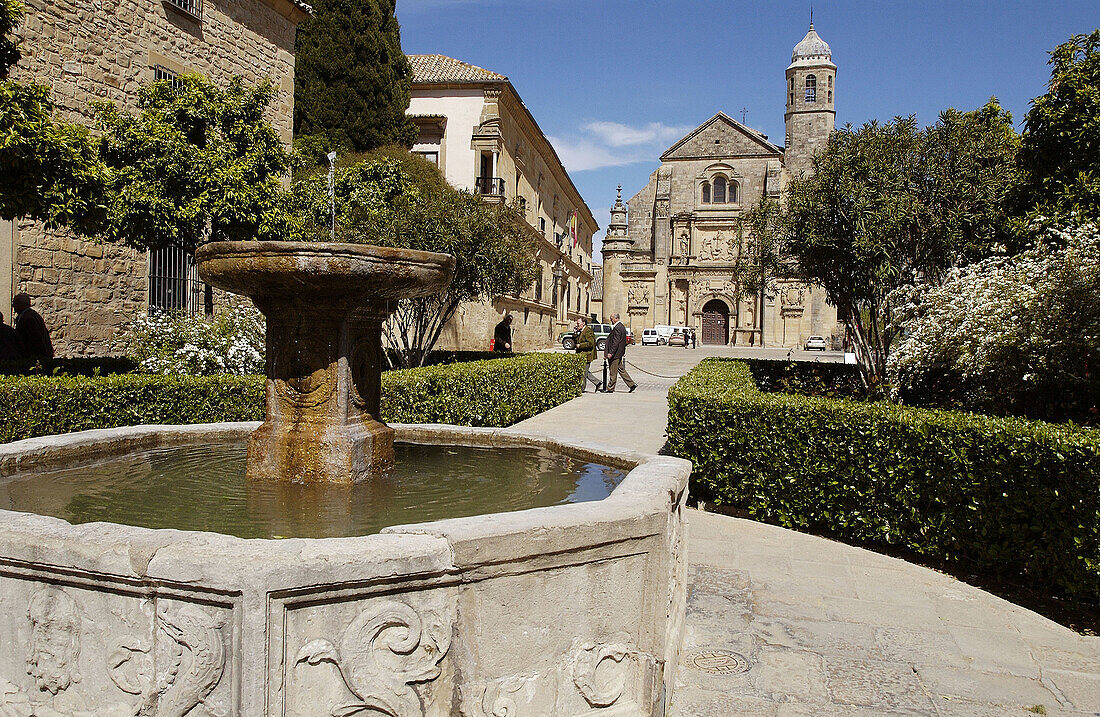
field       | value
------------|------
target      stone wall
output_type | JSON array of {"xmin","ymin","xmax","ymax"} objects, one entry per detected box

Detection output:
[{"xmin": 8, "ymin": 0, "xmax": 300, "ymax": 356}]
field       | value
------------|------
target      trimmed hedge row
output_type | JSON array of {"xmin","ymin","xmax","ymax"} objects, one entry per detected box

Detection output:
[
  {"xmin": 0, "ymin": 374, "xmax": 266, "ymax": 442},
  {"xmin": 741, "ymin": 358, "xmax": 867, "ymax": 399},
  {"xmin": 0, "ymin": 356, "xmax": 139, "ymax": 377},
  {"xmin": 667, "ymin": 358, "xmax": 1100, "ymax": 602},
  {"xmin": 0, "ymin": 353, "xmax": 585, "ymax": 443},
  {"xmin": 381, "ymin": 353, "xmax": 584, "ymax": 426}
]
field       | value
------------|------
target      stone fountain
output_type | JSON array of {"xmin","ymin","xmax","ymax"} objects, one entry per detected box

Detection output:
[
  {"xmin": 195, "ymin": 240, "xmax": 454, "ymax": 483},
  {"xmin": 0, "ymin": 238, "xmax": 688, "ymax": 716}
]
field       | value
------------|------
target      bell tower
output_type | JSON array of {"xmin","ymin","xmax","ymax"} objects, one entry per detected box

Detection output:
[{"xmin": 784, "ymin": 22, "xmax": 836, "ymax": 178}]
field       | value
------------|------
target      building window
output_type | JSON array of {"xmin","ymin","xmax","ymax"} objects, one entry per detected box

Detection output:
[
  {"xmin": 828, "ymin": 75, "xmax": 833, "ymax": 88},
  {"xmin": 805, "ymin": 75, "xmax": 817, "ymax": 103},
  {"xmin": 153, "ymin": 65, "xmax": 185, "ymax": 90},
  {"xmin": 535, "ymin": 274, "xmax": 543, "ymax": 302},
  {"xmin": 539, "ymin": 217, "xmax": 546, "ymax": 237},
  {"xmin": 163, "ymin": 0, "xmax": 201, "ymax": 20},
  {"xmin": 789, "ymin": 92, "xmax": 794, "ymax": 106},
  {"xmin": 713, "ymin": 177, "xmax": 727, "ymax": 203},
  {"xmin": 701, "ymin": 182, "xmax": 711, "ymax": 204},
  {"xmin": 729, "ymin": 181, "xmax": 739, "ymax": 203},
  {"xmin": 828, "ymin": 91, "xmax": 832, "ymax": 103},
  {"xmin": 413, "ymin": 151, "xmax": 438, "ymax": 165},
  {"xmin": 149, "ymin": 245, "xmax": 211, "ymax": 315}
]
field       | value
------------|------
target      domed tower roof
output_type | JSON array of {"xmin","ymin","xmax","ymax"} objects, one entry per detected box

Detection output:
[{"xmin": 789, "ymin": 24, "xmax": 835, "ymax": 69}]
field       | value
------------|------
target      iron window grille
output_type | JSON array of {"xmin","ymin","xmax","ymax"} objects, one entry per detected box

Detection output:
[
  {"xmin": 149, "ymin": 245, "xmax": 213, "ymax": 315},
  {"xmin": 805, "ymin": 75, "xmax": 817, "ymax": 103},
  {"xmin": 163, "ymin": 0, "xmax": 201, "ymax": 19},
  {"xmin": 153, "ymin": 65, "xmax": 185, "ymax": 90}
]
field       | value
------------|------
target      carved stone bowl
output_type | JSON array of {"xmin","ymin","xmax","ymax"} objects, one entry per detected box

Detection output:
[
  {"xmin": 0, "ymin": 424, "xmax": 689, "ymax": 716},
  {"xmin": 195, "ymin": 241, "xmax": 455, "ymax": 302}
]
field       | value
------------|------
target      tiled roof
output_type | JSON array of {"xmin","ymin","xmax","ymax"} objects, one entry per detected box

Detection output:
[
  {"xmin": 591, "ymin": 266, "xmax": 603, "ymax": 301},
  {"xmin": 407, "ymin": 55, "xmax": 507, "ymax": 84}
]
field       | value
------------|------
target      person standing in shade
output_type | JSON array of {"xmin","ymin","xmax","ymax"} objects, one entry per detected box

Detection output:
[
  {"xmin": 12, "ymin": 293, "xmax": 53, "ymax": 359},
  {"xmin": 573, "ymin": 316, "xmax": 599, "ymax": 392},
  {"xmin": 0, "ymin": 311, "xmax": 24, "ymax": 360},
  {"xmin": 602, "ymin": 313, "xmax": 637, "ymax": 393},
  {"xmin": 493, "ymin": 313, "xmax": 513, "ymax": 352}
]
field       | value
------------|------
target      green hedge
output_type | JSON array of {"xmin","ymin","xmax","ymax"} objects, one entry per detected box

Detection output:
[
  {"xmin": 0, "ymin": 374, "xmax": 266, "ymax": 442},
  {"xmin": 0, "ymin": 353, "xmax": 584, "ymax": 443},
  {"xmin": 381, "ymin": 353, "xmax": 584, "ymax": 426},
  {"xmin": 667, "ymin": 358, "xmax": 1100, "ymax": 602}
]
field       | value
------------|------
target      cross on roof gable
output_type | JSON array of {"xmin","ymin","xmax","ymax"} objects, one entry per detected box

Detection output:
[{"xmin": 660, "ymin": 112, "xmax": 782, "ymax": 161}]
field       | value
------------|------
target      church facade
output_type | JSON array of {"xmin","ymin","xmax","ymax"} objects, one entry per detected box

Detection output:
[{"xmin": 602, "ymin": 25, "xmax": 842, "ymax": 348}]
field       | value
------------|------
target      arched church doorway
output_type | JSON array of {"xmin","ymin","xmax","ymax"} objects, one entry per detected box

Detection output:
[{"xmin": 701, "ymin": 299, "xmax": 730, "ymax": 345}]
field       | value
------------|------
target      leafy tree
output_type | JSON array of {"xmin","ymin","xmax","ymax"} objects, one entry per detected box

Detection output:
[
  {"xmin": 0, "ymin": 0, "xmax": 106, "ymax": 230},
  {"xmin": 1, "ymin": 0, "xmax": 21, "ymax": 77},
  {"xmin": 294, "ymin": 0, "xmax": 417, "ymax": 154},
  {"xmin": 0, "ymin": 81, "xmax": 106, "ymax": 232},
  {"xmin": 781, "ymin": 102, "xmax": 1020, "ymax": 387},
  {"xmin": 1015, "ymin": 30, "xmax": 1100, "ymax": 222},
  {"xmin": 93, "ymin": 74, "xmax": 292, "ymax": 252},
  {"xmin": 290, "ymin": 149, "xmax": 537, "ymax": 367}
]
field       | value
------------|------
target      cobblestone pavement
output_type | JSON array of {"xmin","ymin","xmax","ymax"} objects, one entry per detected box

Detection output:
[{"xmin": 513, "ymin": 346, "xmax": 1100, "ymax": 716}]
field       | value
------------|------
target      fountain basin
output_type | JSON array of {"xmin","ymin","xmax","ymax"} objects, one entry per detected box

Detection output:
[
  {"xmin": 196, "ymin": 241, "xmax": 456, "ymax": 484},
  {"xmin": 0, "ymin": 423, "xmax": 688, "ymax": 716}
]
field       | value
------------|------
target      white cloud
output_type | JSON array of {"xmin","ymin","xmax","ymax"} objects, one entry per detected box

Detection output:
[
  {"xmin": 548, "ymin": 120, "xmax": 690, "ymax": 173},
  {"xmin": 583, "ymin": 121, "xmax": 690, "ymax": 148}
]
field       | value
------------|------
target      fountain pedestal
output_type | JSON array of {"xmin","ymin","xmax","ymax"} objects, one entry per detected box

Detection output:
[{"xmin": 197, "ymin": 241, "xmax": 454, "ymax": 483}]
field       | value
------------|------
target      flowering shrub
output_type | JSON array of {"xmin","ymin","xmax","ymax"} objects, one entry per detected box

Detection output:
[
  {"xmin": 126, "ymin": 300, "xmax": 265, "ymax": 376},
  {"xmin": 887, "ymin": 223, "xmax": 1100, "ymax": 423}
]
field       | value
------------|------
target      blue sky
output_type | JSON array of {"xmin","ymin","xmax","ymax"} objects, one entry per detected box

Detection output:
[{"xmin": 395, "ymin": 1, "xmax": 1099, "ymax": 261}]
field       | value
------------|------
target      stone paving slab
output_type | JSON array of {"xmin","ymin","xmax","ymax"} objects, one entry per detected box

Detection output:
[{"xmin": 513, "ymin": 346, "xmax": 1100, "ymax": 717}]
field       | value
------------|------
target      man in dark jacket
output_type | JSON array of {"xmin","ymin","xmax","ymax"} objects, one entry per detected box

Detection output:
[
  {"xmin": 12, "ymin": 293, "xmax": 53, "ymax": 359},
  {"xmin": 573, "ymin": 316, "xmax": 599, "ymax": 392},
  {"xmin": 493, "ymin": 313, "xmax": 513, "ymax": 352},
  {"xmin": 602, "ymin": 313, "xmax": 637, "ymax": 393},
  {"xmin": 0, "ymin": 311, "xmax": 24, "ymax": 360}
]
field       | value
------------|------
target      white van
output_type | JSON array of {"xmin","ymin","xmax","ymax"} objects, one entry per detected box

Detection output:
[
  {"xmin": 655, "ymin": 325, "xmax": 690, "ymax": 345},
  {"xmin": 641, "ymin": 328, "xmax": 660, "ymax": 346}
]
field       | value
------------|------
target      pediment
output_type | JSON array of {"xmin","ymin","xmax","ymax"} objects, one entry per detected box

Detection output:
[{"xmin": 661, "ymin": 113, "xmax": 782, "ymax": 161}]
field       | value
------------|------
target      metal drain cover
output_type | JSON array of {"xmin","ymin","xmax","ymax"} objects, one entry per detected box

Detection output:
[{"xmin": 687, "ymin": 649, "xmax": 750, "ymax": 674}]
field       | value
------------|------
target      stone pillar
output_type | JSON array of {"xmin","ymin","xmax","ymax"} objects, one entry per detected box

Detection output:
[{"xmin": 249, "ymin": 299, "xmax": 394, "ymax": 484}]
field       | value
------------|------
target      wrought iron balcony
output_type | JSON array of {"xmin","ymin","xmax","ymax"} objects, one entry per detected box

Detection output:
[{"xmin": 475, "ymin": 176, "xmax": 506, "ymax": 197}]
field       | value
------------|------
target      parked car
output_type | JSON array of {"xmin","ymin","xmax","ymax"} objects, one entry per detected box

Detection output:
[
  {"xmin": 805, "ymin": 335, "xmax": 828, "ymax": 351},
  {"xmin": 667, "ymin": 331, "xmax": 686, "ymax": 347},
  {"xmin": 641, "ymin": 328, "xmax": 660, "ymax": 346},
  {"xmin": 559, "ymin": 323, "xmax": 614, "ymax": 351}
]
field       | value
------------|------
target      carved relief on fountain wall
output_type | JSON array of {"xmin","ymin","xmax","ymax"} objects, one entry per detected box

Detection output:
[{"xmin": 0, "ymin": 578, "xmax": 235, "ymax": 717}]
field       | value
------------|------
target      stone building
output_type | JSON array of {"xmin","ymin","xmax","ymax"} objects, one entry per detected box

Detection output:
[
  {"xmin": 602, "ymin": 24, "xmax": 841, "ymax": 347},
  {"xmin": 1, "ymin": 0, "xmax": 307, "ymax": 355},
  {"xmin": 406, "ymin": 55, "xmax": 598, "ymax": 352}
]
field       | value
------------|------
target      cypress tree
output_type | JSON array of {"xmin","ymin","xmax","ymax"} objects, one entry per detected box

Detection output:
[{"xmin": 293, "ymin": 0, "xmax": 417, "ymax": 154}]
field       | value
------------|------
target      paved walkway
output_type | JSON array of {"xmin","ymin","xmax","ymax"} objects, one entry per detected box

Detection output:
[{"xmin": 514, "ymin": 345, "xmax": 1100, "ymax": 716}]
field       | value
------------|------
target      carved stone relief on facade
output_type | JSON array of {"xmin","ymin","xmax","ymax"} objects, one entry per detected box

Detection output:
[
  {"xmin": 696, "ymin": 232, "xmax": 739, "ymax": 263},
  {"xmin": 626, "ymin": 282, "xmax": 650, "ymax": 307},
  {"xmin": 291, "ymin": 596, "xmax": 453, "ymax": 717},
  {"xmin": 779, "ymin": 282, "xmax": 808, "ymax": 318}
]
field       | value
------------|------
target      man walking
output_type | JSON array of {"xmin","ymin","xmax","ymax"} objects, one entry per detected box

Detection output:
[
  {"xmin": 573, "ymin": 316, "xmax": 599, "ymax": 392},
  {"xmin": 12, "ymin": 293, "xmax": 53, "ymax": 359},
  {"xmin": 602, "ymin": 313, "xmax": 637, "ymax": 393}
]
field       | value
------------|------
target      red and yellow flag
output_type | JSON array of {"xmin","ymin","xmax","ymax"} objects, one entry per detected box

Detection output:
[{"xmin": 570, "ymin": 210, "xmax": 578, "ymax": 248}]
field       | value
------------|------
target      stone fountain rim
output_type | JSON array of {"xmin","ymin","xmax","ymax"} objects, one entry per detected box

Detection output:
[
  {"xmin": 0, "ymin": 422, "xmax": 689, "ymax": 564},
  {"xmin": 195, "ymin": 239, "xmax": 456, "ymax": 271}
]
